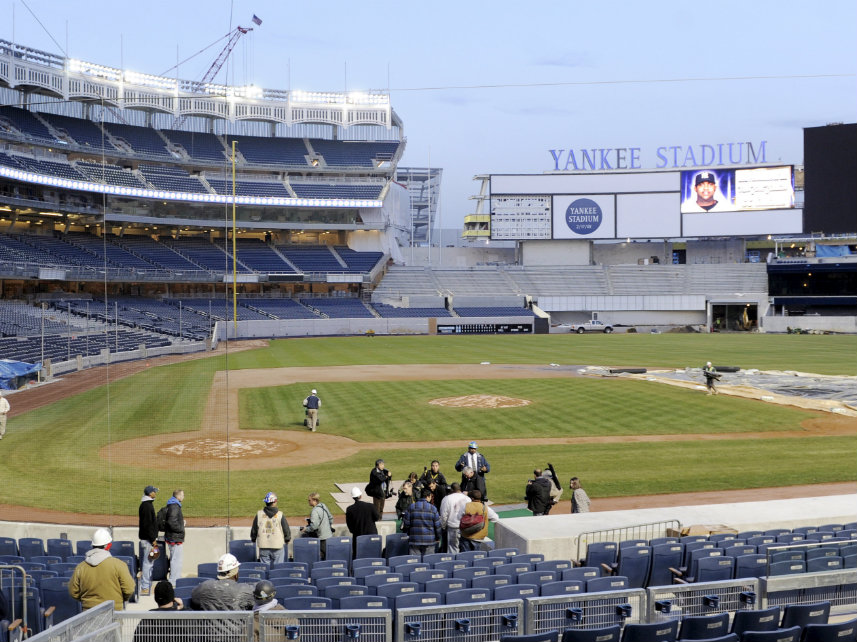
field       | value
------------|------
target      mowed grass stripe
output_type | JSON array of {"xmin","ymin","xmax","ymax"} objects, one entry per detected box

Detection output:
[
  {"xmin": 224, "ymin": 334, "xmax": 857, "ymax": 375},
  {"xmin": 239, "ymin": 379, "xmax": 810, "ymax": 441}
]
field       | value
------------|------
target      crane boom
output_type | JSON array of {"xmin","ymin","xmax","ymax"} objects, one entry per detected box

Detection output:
[{"xmin": 173, "ymin": 25, "xmax": 253, "ymax": 129}]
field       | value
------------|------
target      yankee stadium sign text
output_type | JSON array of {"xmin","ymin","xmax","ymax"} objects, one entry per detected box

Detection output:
[{"xmin": 548, "ymin": 141, "xmax": 767, "ymax": 171}]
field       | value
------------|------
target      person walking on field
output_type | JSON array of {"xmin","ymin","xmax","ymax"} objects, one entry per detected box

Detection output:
[
  {"xmin": 303, "ymin": 389, "xmax": 321, "ymax": 432},
  {"xmin": 570, "ymin": 477, "xmax": 591, "ymax": 513},
  {"xmin": 703, "ymin": 361, "xmax": 720, "ymax": 395},
  {"xmin": 0, "ymin": 391, "xmax": 9, "ymax": 440},
  {"xmin": 251, "ymin": 492, "xmax": 290, "ymax": 566}
]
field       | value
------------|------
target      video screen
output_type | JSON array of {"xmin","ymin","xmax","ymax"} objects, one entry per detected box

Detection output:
[{"xmin": 680, "ymin": 166, "xmax": 794, "ymax": 214}]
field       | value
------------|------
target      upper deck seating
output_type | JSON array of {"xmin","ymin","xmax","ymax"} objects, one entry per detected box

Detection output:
[
  {"xmin": 300, "ymin": 297, "xmax": 374, "ymax": 319},
  {"xmin": 138, "ymin": 165, "xmax": 209, "ymax": 193},
  {"xmin": 75, "ymin": 162, "xmax": 146, "ymax": 188},
  {"xmin": 310, "ymin": 139, "xmax": 399, "ymax": 168},
  {"xmin": 277, "ymin": 245, "xmax": 344, "ymax": 272},
  {"xmin": 40, "ymin": 113, "xmax": 115, "ymax": 151},
  {"xmin": 161, "ymin": 237, "xmax": 242, "ymax": 272},
  {"xmin": 161, "ymin": 130, "xmax": 228, "ymax": 162},
  {"xmin": 291, "ymin": 183, "xmax": 383, "ymax": 199},
  {"xmin": 113, "ymin": 236, "xmax": 208, "ymax": 272},
  {"xmin": 63, "ymin": 233, "xmax": 156, "ymax": 270},
  {"xmin": 454, "ymin": 306, "xmax": 533, "ymax": 317},
  {"xmin": 12, "ymin": 156, "xmax": 86, "ymax": 181},
  {"xmin": 373, "ymin": 303, "xmax": 451, "ymax": 318},
  {"xmin": 16, "ymin": 234, "xmax": 103, "ymax": 268},
  {"xmin": 0, "ymin": 106, "xmax": 56, "ymax": 142},
  {"xmin": 103, "ymin": 123, "xmax": 171, "ymax": 158},
  {"xmin": 238, "ymin": 299, "xmax": 316, "ymax": 320},
  {"xmin": 226, "ymin": 135, "xmax": 309, "ymax": 166},
  {"xmin": 206, "ymin": 178, "xmax": 290, "ymax": 197},
  {"xmin": 334, "ymin": 247, "xmax": 384, "ymax": 271},
  {"xmin": 232, "ymin": 240, "xmax": 295, "ymax": 273}
]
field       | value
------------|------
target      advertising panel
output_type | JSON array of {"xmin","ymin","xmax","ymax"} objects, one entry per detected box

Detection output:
[
  {"xmin": 680, "ymin": 166, "xmax": 794, "ymax": 213},
  {"xmin": 552, "ymin": 194, "xmax": 616, "ymax": 239}
]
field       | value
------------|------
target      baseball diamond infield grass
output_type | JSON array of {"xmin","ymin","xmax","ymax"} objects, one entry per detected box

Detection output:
[{"xmin": 3, "ymin": 333, "xmax": 856, "ymax": 518}]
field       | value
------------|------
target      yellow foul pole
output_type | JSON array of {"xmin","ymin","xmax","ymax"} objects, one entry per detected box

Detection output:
[{"xmin": 231, "ymin": 141, "xmax": 238, "ymax": 332}]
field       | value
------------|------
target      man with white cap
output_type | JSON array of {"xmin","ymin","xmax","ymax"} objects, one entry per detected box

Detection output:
[
  {"xmin": 250, "ymin": 491, "xmax": 290, "ymax": 566},
  {"xmin": 345, "ymin": 486, "xmax": 380, "ymax": 557},
  {"xmin": 683, "ymin": 171, "xmax": 731, "ymax": 212},
  {"xmin": 302, "ymin": 389, "xmax": 321, "ymax": 432},
  {"xmin": 190, "ymin": 553, "xmax": 254, "ymax": 611},
  {"xmin": 455, "ymin": 441, "xmax": 491, "ymax": 499},
  {"xmin": 69, "ymin": 528, "xmax": 135, "ymax": 610},
  {"xmin": 0, "ymin": 391, "xmax": 9, "ymax": 440}
]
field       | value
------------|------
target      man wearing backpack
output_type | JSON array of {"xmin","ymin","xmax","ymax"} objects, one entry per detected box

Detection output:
[
  {"xmin": 302, "ymin": 492, "xmax": 334, "ymax": 559},
  {"xmin": 137, "ymin": 485, "xmax": 159, "ymax": 596},
  {"xmin": 458, "ymin": 490, "xmax": 499, "ymax": 552}
]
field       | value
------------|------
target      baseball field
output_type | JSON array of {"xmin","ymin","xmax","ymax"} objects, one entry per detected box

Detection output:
[{"xmin": 3, "ymin": 332, "xmax": 856, "ymax": 521}]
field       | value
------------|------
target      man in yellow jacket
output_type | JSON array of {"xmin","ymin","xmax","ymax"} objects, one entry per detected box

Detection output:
[{"xmin": 69, "ymin": 528, "xmax": 135, "ymax": 610}]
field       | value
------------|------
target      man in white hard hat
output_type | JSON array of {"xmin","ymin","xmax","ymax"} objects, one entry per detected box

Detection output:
[
  {"xmin": 302, "ymin": 389, "xmax": 321, "ymax": 432},
  {"xmin": 190, "ymin": 553, "xmax": 254, "ymax": 611},
  {"xmin": 703, "ymin": 361, "xmax": 720, "ymax": 395},
  {"xmin": 250, "ymin": 491, "xmax": 290, "ymax": 566},
  {"xmin": 69, "ymin": 528, "xmax": 135, "ymax": 610},
  {"xmin": 345, "ymin": 486, "xmax": 380, "ymax": 557}
]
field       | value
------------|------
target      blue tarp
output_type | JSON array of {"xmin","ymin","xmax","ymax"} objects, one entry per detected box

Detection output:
[
  {"xmin": 0, "ymin": 359, "xmax": 41, "ymax": 390},
  {"xmin": 816, "ymin": 244, "xmax": 853, "ymax": 257}
]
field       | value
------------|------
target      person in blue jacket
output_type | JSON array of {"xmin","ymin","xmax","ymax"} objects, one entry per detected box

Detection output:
[{"xmin": 454, "ymin": 441, "xmax": 490, "ymax": 499}]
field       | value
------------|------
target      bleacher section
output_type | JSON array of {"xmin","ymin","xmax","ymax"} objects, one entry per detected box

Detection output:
[
  {"xmin": 0, "ymin": 301, "xmax": 66, "ymax": 336},
  {"xmin": 373, "ymin": 303, "xmax": 452, "ymax": 318},
  {"xmin": 454, "ymin": 306, "xmax": 534, "ymax": 317},
  {"xmin": 300, "ymin": 297, "xmax": 374, "ymax": 318},
  {"xmin": 102, "ymin": 122, "xmax": 171, "ymax": 158},
  {"xmin": 231, "ymin": 240, "xmax": 296, "ymax": 273},
  {"xmin": 63, "ymin": 233, "xmax": 156, "ymax": 270},
  {"xmin": 11, "ymin": 155, "xmax": 86, "ymax": 181},
  {"xmin": 0, "ymin": 105, "xmax": 55, "ymax": 142},
  {"xmin": 310, "ymin": 139, "xmax": 400, "ymax": 167},
  {"xmin": 169, "ymin": 298, "xmax": 271, "ymax": 322},
  {"xmin": 335, "ymin": 246, "xmax": 384, "ymax": 272},
  {"xmin": 161, "ymin": 237, "xmax": 246, "ymax": 272},
  {"xmin": 206, "ymin": 177, "xmax": 290, "ymax": 197},
  {"xmin": 111, "ymin": 236, "xmax": 209, "ymax": 273},
  {"xmin": 39, "ymin": 112, "xmax": 115, "ymax": 151},
  {"xmin": 278, "ymin": 245, "xmax": 346, "ymax": 273},
  {"xmin": 75, "ymin": 161, "xmax": 146, "ymax": 188},
  {"xmin": 161, "ymin": 129, "xmax": 228, "ymax": 162},
  {"xmin": 291, "ymin": 183, "xmax": 383, "ymax": 199},
  {"xmin": 226, "ymin": 134, "xmax": 309, "ymax": 166},
  {"xmin": 138, "ymin": 165, "xmax": 209, "ymax": 193},
  {"xmin": 0, "ymin": 329, "xmax": 172, "ymax": 363},
  {"xmin": 239, "ymin": 298, "xmax": 317, "ymax": 320}
]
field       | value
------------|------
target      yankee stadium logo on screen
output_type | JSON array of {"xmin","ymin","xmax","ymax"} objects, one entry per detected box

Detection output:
[{"xmin": 565, "ymin": 198, "xmax": 602, "ymax": 234}]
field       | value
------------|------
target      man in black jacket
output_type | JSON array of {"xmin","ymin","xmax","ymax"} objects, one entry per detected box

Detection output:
[
  {"xmin": 138, "ymin": 485, "xmax": 159, "ymax": 596},
  {"xmin": 525, "ymin": 470, "xmax": 552, "ymax": 516},
  {"xmin": 460, "ymin": 466, "xmax": 486, "ymax": 499},
  {"xmin": 164, "ymin": 489, "xmax": 185, "ymax": 584},
  {"xmin": 345, "ymin": 487, "xmax": 380, "ymax": 557},
  {"xmin": 365, "ymin": 459, "xmax": 391, "ymax": 516}
]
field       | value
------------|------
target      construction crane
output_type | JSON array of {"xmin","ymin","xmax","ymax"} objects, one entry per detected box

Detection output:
[{"xmin": 172, "ymin": 23, "xmax": 255, "ymax": 129}]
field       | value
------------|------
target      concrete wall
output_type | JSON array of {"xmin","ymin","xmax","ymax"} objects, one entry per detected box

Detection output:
[
  {"xmin": 521, "ymin": 240, "xmax": 590, "ymax": 266},
  {"xmin": 548, "ymin": 310, "xmax": 705, "ymax": 327},
  {"xmin": 761, "ymin": 315, "xmax": 857, "ymax": 334},
  {"xmin": 592, "ymin": 241, "xmax": 671, "ymax": 266},
  {"xmin": 405, "ymin": 246, "xmax": 516, "ymax": 268},
  {"xmin": 495, "ymin": 494, "xmax": 857, "ymax": 560}
]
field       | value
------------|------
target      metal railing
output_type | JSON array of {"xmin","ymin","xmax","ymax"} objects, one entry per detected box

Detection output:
[
  {"xmin": 0, "ymin": 565, "xmax": 29, "ymax": 634},
  {"xmin": 395, "ymin": 599, "xmax": 523, "ymax": 642},
  {"xmin": 26, "ymin": 601, "xmax": 114, "ymax": 642},
  {"xmin": 259, "ymin": 609, "xmax": 392, "ymax": 642},
  {"xmin": 114, "ymin": 610, "xmax": 253, "ymax": 642},
  {"xmin": 646, "ymin": 578, "xmax": 761, "ymax": 622},
  {"xmin": 525, "ymin": 590, "xmax": 646, "ymax": 634},
  {"xmin": 761, "ymin": 569, "xmax": 857, "ymax": 614},
  {"xmin": 575, "ymin": 520, "xmax": 682, "ymax": 561}
]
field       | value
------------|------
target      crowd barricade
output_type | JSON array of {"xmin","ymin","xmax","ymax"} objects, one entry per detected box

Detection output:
[
  {"xmin": 646, "ymin": 577, "xmax": 762, "ymax": 623},
  {"xmin": 395, "ymin": 599, "xmax": 523, "ymax": 642},
  {"xmin": 525, "ymin": 590, "xmax": 646, "ymax": 635},
  {"xmin": 574, "ymin": 520, "xmax": 681, "ymax": 562},
  {"xmin": 762, "ymin": 568, "xmax": 857, "ymax": 614},
  {"xmin": 114, "ymin": 610, "xmax": 254, "ymax": 641},
  {"xmin": 259, "ymin": 609, "xmax": 392, "ymax": 642},
  {"xmin": 26, "ymin": 601, "xmax": 114, "ymax": 642}
]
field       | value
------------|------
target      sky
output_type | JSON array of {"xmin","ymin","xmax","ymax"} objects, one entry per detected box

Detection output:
[{"xmin": 1, "ymin": 0, "xmax": 855, "ymax": 228}]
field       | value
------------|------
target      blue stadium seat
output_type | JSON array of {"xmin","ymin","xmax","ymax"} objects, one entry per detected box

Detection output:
[
  {"xmin": 422, "ymin": 553, "xmax": 455, "ymax": 566},
  {"xmin": 355, "ymin": 535, "xmax": 383, "ymax": 560},
  {"xmin": 269, "ymin": 568, "xmax": 309, "ymax": 581},
  {"xmin": 768, "ymin": 560, "xmax": 806, "ymax": 576},
  {"xmin": 17, "ymin": 538, "xmax": 45, "ymax": 560},
  {"xmin": 324, "ymin": 537, "xmax": 352, "ymax": 567},
  {"xmin": 444, "ymin": 588, "xmax": 490, "ymax": 604},
  {"xmin": 311, "ymin": 568, "xmax": 350, "ymax": 582},
  {"xmin": 424, "ymin": 578, "xmax": 468, "ymax": 594},
  {"xmin": 493, "ymin": 584, "xmax": 539, "ymax": 600},
  {"xmin": 540, "ymin": 580, "xmax": 584, "ymax": 596},
  {"xmin": 741, "ymin": 628, "xmax": 801, "ymax": 642},
  {"xmin": 435, "ymin": 560, "xmax": 470, "ymax": 574},
  {"xmin": 323, "ymin": 583, "xmax": 368, "ymax": 606},
  {"xmin": 453, "ymin": 567, "xmax": 491, "ymax": 583},
  {"xmin": 494, "ymin": 562, "xmax": 533, "ymax": 581},
  {"xmin": 807, "ymin": 556, "xmax": 843, "ymax": 573},
  {"xmin": 581, "ymin": 542, "xmax": 617, "ymax": 568},
  {"xmin": 694, "ymin": 556, "xmax": 735, "ymax": 582},
  {"xmin": 0, "ymin": 539, "xmax": 17, "ymax": 557},
  {"xmin": 801, "ymin": 618, "xmax": 857, "ymax": 642},
  {"xmin": 271, "ymin": 561, "xmax": 309, "ymax": 574},
  {"xmin": 29, "ymin": 556, "xmax": 62, "ymax": 567},
  {"xmin": 351, "ymin": 557, "xmax": 387, "ymax": 571},
  {"xmin": 648, "ymin": 544, "xmax": 683, "ymax": 586},
  {"xmin": 175, "ymin": 577, "xmax": 207, "ymax": 588},
  {"xmin": 501, "ymin": 631, "xmax": 559, "ymax": 642},
  {"xmin": 489, "ymin": 548, "xmax": 520, "ymax": 559},
  {"xmin": 734, "ymin": 554, "xmax": 767, "ymax": 579},
  {"xmin": 388, "ymin": 554, "xmax": 420, "ymax": 567},
  {"xmin": 38, "ymin": 577, "xmax": 80, "ymax": 624},
  {"xmin": 561, "ymin": 625, "xmax": 621, "ymax": 642},
  {"xmin": 608, "ymin": 546, "xmax": 651, "ymax": 588},
  {"xmin": 281, "ymin": 596, "xmax": 332, "ymax": 610},
  {"xmin": 723, "ymin": 545, "xmax": 756, "ymax": 559},
  {"xmin": 516, "ymin": 570, "xmax": 558, "ymax": 587},
  {"xmin": 562, "ymin": 567, "xmax": 601, "ymax": 583},
  {"xmin": 384, "ymin": 534, "xmax": 409, "ymax": 560},
  {"xmin": 730, "ymin": 607, "xmax": 780, "ymax": 637},
  {"xmin": 339, "ymin": 595, "xmax": 390, "ymax": 610},
  {"xmin": 362, "ymin": 573, "xmax": 404, "ymax": 594},
  {"xmin": 649, "ymin": 537, "xmax": 680, "ymax": 547},
  {"xmin": 471, "ymin": 575, "xmax": 514, "ymax": 591},
  {"xmin": 229, "ymin": 539, "xmax": 257, "ymax": 563},
  {"xmin": 274, "ymin": 584, "xmax": 318, "ymax": 599},
  {"xmin": 292, "ymin": 538, "xmax": 320, "ymax": 566},
  {"xmin": 473, "ymin": 557, "xmax": 507, "ymax": 572},
  {"xmin": 314, "ymin": 577, "xmax": 355, "ymax": 593},
  {"xmin": 198, "ymin": 563, "xmax": 219, "ymax": 578},
  {"xmin": 535, "ymin": 560, "xmax": 573, "ymax": 574},
  {"xmin": 394, "ymin": 562, "xmax": 429, "ymax": 581},
  {"xmin": 619, "ymin": 620, "xmax": 678, "ymax": 642},
  {"xmin": 409, "ymin": 569, "xmax": 449, "ymax": 591},
  {"xmin": 376, "ymin": 582, "xmax": 419, "ymax": 600},
  {"xmin": 678, "ymin": 612, "xmax": 729, "ymax": 640},
  {"xmin": 455, "ymin": 550, "xmax": 488, "ymax": 562},
  {"xmin": 45, "ymin": 539, "xmax": 73, "ymax": 561},
  {"xmin": 586, "ymin": 576, "xmax": 629, "ymax": 593},
  {"xmin": 780, "ymin": 601, "xmax": 830, "ymax": 629}
]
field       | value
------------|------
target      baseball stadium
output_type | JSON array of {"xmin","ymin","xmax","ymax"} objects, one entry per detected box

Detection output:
[{"xmin": 0, "ymin": 16, "xmax": 855, "ymax": 642}]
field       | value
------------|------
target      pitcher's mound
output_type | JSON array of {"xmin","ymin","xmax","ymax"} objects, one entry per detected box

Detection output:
[
  {"xmin": 159, "ymin": 438, "xmax": 286, "ymax": 459},
  {"xmin": 429, "ymin": 394, "xmax": 531, "ymax": 408}
]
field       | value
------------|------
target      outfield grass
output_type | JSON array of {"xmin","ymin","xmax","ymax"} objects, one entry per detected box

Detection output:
[{"xmin": 4, "ymin": 333, "xmax": 855, "ymax": 517}]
